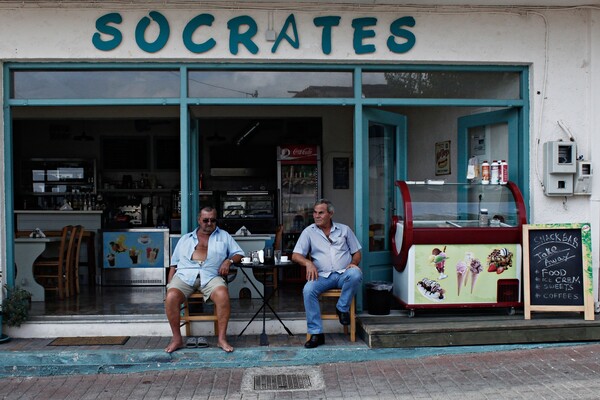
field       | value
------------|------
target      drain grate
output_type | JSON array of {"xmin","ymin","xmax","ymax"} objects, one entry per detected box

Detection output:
[
  {"xmin": 242, "ymin": 366, "xmax": 324, "ymax": 392},
  {"xmin": 254, "ymin": 374, "xmax": 311, "ymax": 390}
]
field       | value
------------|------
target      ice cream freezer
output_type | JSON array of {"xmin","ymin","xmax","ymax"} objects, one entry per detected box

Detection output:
[
  {"xmin": 101, "ymin": 228, "xmax": 170, "ymax": 286},
  {"xmin": 390, "ymin": 181, "xmax": 527, "ymax": 316}
]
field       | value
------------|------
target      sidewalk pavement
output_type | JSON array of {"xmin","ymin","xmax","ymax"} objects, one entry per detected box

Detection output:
[{"xmin": 1, "ymin": 335, "xmax": 600, "ymax": 399}]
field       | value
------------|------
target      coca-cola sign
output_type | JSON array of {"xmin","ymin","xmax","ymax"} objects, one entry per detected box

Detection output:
[{"xmin": 279, "ymin": 145, "xmax": 319, "ymax": 161}]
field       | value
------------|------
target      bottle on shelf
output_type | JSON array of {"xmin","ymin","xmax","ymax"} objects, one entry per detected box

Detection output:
[
  {"xmin": 481, "ymin": 161, "xmax": 490, "ymax": 185},
  {"xmin": 500, "ymin": 160, "xmax": 508, "ymax": 184},
  {"xmin": 490, "ymin": 160, "xmax": 499, "ymax": 184},
  {"xmin": 479, "ymin": 208, "xmax": 489, "ymax": 227}
]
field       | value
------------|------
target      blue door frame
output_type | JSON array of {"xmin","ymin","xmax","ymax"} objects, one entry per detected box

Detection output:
[{"xmin": 357, "ymin": 108, "xmax": 407, "ymax": 310}]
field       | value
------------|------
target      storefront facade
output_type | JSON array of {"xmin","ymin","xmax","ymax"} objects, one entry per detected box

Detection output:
[{"xmin": 1, "ymin": 1, "xmax": 599, "ymax": 337}]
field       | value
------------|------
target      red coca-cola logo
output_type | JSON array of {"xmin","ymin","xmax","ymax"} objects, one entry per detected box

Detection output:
[
  {"xmin": 280, "ymin": 145, "xmax": 317, "ymax": 159},
  {"xmin": 292, "ymin": 147, "xmax": 315, "ymax": 156}
]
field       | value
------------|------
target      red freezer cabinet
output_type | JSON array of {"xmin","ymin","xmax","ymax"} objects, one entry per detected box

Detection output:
[{"xmin": 390, "ymin": 181, "xmax": 527, "ymax": 316}]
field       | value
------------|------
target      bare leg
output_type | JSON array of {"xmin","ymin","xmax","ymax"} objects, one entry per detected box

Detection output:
[
  {"xmin": 211, "ymin": 286, "xmax": 234, "ymax": 352},
  {"xmin": 165, "ymin": 288, "xmax": 186, "ymax": 353}
]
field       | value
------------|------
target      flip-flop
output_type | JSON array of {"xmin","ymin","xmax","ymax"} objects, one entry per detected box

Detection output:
[
  {"xmin": 196, "ymin": 336, "xmax": 209, "ymax": 348},
  {"xmin": 185, "ymin": 337, "xmax": 197, "ymax": 348}
]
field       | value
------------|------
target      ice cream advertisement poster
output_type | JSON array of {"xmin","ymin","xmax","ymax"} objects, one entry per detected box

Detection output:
[
  {"xmin": 413, "ymin": 244, "xmax": 521, "ymax": 304},
  {"xmin": 102, "ymin": 231, "xmax": 166, "ymax": 268}
]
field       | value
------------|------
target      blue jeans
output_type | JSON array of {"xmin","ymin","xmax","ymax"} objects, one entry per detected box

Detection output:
[{"xmin": 303, "ymin": 268, "xmax": 363, "ymax": 334}]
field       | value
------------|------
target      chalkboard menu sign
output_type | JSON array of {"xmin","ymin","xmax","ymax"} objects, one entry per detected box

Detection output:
[{"xmin": 523, "ymin": 223, "xmax": 594, "ymax": 320}]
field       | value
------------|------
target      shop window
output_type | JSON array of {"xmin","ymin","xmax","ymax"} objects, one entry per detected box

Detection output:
[
  {"xmin": 362, "ymin": 71, "xmax": 520, "ymax": 99},
  {"xmin": 11, "ymin": 70, "xmax": 180, "ymax": 99},
  {"xmin": 188, "ymin": 70, "xmax": 353, "ymax": 98}
]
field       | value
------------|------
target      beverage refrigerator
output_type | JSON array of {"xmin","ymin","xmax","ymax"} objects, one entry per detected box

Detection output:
[{"xmin": 277, "ymin": 145, "xmax": 321, "ymax": 281}]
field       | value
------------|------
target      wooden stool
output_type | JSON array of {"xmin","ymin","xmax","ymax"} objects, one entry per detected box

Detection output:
[
  {"xmin": 180, "ymin": 292, "xmax": 218, "ymax": 336},
  {"xmin": 306, "ymin": 288, "xmax": 356, "ymax": 342}
]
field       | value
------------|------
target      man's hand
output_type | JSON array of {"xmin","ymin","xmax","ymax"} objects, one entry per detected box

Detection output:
[
  {"xmin": 306, "ymin": 262, "xmax": 319, "ymax": 281},
  {"xmin": 346, "ymin": 264, "xmax": 360, "ymax": 270},
  {"xmin": 218, "ymin": 260, "xmax": 231, "ymax": 276}
]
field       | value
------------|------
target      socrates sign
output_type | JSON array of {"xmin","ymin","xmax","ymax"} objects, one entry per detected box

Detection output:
[{"xmin": 93, "ymin": 11, "xmax": 416, "ymax": 55}]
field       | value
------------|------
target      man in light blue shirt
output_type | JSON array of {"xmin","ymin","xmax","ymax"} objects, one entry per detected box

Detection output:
[
  {"xmin": 165, "ymin": 207, "xmax": 244, "ymax": 353},
  {"xmin": 292, "ymin": 199, "xmax": 362, "ymax": 348}
]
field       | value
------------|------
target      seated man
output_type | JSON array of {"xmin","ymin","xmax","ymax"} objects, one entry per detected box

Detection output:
[
  {"xmin": 164, "ymin": 206, "xmax": 243, "ymax": 353},
  {"xmin": 292, "ymin": 199, "xmax": 362, "ymax": 348}
]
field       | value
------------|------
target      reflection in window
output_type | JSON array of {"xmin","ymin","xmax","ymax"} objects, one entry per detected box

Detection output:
[
  {"xmin": 188, "ymin": 70, "xmax": 353, "ymax": 98},
  {"xmin": 369, "ymin": 122, "xmax": 395, "ymax": 251},
  {"xmin": 362, "ymin": 71, "xmax": 520, "ymax": 99},
  {"xmin": 11, "ymin": 70, "xmax": 180, "ymax": 99}
]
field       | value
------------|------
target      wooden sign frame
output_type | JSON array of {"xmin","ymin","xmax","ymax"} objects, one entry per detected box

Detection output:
[{"xmin": 523, "ymin": 223, "xmax": 594, "ymax": 320}]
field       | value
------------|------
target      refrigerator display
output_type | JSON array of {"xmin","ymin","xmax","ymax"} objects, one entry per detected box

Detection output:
[
  {"xmin": 277, "ymin": 145, "xmax": 321, "ymax": 257},
  {"xmin": 217, "ymin": 191, "xmax": 276, "ymax": 234},
  {"xmin": 390, "ymin": 181, "xmax": 527, "ymax": 316},
  {"xmin": 101, "ymin": 228, "xmax": 170, "ymax": 286}
]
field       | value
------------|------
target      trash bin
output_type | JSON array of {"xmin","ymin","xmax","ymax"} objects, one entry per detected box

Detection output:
[{"xmin": 366, "ymin": 281, "xmax": 393, "ymax": 315}]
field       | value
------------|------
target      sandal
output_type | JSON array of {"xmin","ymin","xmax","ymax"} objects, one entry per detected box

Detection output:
[
  {"xmin": 185, "ymin": 337, "xmax": 198, "ymax": 348},
  {"xmin": 196, "ymin": 336, "xmax": 209, "ymax": 348}
]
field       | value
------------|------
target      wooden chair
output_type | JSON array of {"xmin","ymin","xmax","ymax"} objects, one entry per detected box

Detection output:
[
  {"xmin": 180, "ymin": 292, "xmax": 218, "ymax": 336},
  {"xmin": 68, "ymin": 225, "xmax": 85, "ymax": 296},
  {"xmin": 33, "ymin": 225, "xmax": 76, "ymax": 299},
  {"xmin": 306, "ymin": 288, "xmax": 356, "ymax": 342}
]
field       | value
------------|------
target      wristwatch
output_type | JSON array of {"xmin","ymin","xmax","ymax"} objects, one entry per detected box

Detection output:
[{"xmin": 228, "ymin": 258, "xmax": 235, "ymax": 264}]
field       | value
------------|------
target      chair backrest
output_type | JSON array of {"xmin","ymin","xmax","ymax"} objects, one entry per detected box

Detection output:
[
  {"xmin": 56, "ymin": 225, "xmax": 75, "ymax": 268},
  {"xmin": 71, "ymin": 225, "xmax": 85, "ymax": 268},
  {"xmin": 69, "ymin": 225, "xmax": 85, "ymax": 296}
]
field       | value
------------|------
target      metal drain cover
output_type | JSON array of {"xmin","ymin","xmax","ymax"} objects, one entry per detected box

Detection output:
[
  {"xmin": 242, "ymin": 366, "xmax": 324, "ymax": 392},
  {"xmin": 254, "ymin": 374, "xmax": 311, "ymax": 390}
]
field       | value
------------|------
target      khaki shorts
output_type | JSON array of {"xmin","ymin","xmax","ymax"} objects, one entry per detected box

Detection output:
[{"xmin": 166, "ymin": 274, "xmax": 227, "ymax": 303}]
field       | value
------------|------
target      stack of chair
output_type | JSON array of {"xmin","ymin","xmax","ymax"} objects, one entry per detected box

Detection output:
[{"xmin": 33, "ymin": 225, "xmax": 84, "ymax": 299}]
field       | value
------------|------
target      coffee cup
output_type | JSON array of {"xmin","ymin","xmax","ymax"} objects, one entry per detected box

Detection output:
[
  {"xmin": 280, "ymin": 255, "xmax": 289, "ymax": 263},
  {"xmin": 241, "ymin": 257, "xmax": 251, "ymax": 264}
]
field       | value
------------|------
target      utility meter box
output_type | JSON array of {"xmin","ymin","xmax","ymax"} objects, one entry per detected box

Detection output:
[
  {"xmin": 544, "ymin": 141, "xmax": 577, "ymax": 174},
  {"xmin": 574, "ymin": 161, "xmax": 593, "ymax": 195},
  {"xmin": 543, "ymin": 141, "xmax": 576, "ymax": 196}
]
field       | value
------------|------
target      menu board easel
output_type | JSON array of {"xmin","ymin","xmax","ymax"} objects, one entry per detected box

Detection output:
[{"xmin": 523, "ymin": 223, "xmax": 594, "ymax": 320}]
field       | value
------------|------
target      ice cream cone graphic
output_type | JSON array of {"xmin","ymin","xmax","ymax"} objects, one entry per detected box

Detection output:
[
  {"xmin": 469, "ymin": 258, "xmax": 483, "ymax": 294},
  {"xmin": 470, "ymin": 273, "xmax": 479, "ymax": 294},
  {"xmin": 456, "ymin": 261, "xmax": 466, "ymax": 296}
]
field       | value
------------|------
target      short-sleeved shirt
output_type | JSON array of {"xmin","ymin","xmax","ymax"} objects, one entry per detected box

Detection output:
[
  {"xmin": 293, "ymin": 221, "xmax": 362, "ymax": 278},
  {"xmin": 170, "ymin": 226, "xmax": 244, "ymax": 288}
]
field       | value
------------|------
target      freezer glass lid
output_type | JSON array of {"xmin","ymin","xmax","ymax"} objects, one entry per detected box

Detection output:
[{"xmin": 403, "ymin": 182, "xmax": 520, "ymax": 228}]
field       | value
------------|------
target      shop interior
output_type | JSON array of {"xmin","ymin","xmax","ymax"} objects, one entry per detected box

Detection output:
[
  {"xmin": 11, "ymin": 102, "xmax": 512, "ymax": 319},
  {"xmin": 12, "ymin": 106, "xmax": 330, "ymax": 318}
]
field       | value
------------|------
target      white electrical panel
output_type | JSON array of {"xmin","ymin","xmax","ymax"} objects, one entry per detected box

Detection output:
[
  {"xmin": 543, "ymin": 141, "xmax": 577, "ymax": 196},
  {"xmin": 574, "ymin": 161, "xmax": 592, "ymax": 195}
]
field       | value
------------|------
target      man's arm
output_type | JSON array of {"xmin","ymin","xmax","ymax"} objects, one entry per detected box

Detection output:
[
  {"xmin": 167, "ymin": 265, "xmax": 176, "ymax": 283},
  {"xmin": 347, "ymin": 250, "xmax": 362, "ymax": 269},
  {"xmin": 292, "ymin": 252, "xmax": 319, "ymax": 281},
  {"xmin": 218, "ymin": 254, "xmax": 242, "ymax": 276}
]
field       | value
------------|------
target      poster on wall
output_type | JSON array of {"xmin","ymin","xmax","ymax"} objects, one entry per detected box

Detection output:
[
  {"xmin": 435, "ymin": 140, "xmax": 451, "ymax": 175},
  {"xmin": 412, "ymin": 243, "xmax": 521, "ymax": 305},
  {"xmin": 102, "ymin": 229, "xmax": 169, "ymax": 268}
]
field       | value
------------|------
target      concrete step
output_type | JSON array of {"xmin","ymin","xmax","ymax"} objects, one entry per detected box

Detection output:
[{"xmin": 359, "ymin": 310, "xmax": 600, "ymax": 348}]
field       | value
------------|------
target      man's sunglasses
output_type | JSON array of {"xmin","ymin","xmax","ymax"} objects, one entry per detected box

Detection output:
[{"xmin": 202, "ymin": 218, "xmax": 217, "ymax": 223}]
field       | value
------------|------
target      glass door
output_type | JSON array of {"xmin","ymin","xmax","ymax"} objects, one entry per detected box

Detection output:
[{"xmin": 360, "ymin": 108, "xmax": 407, "ymax": 287}]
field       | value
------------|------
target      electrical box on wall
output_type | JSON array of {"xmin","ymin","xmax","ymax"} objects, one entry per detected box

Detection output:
[
  {"xmin": 543, "ymin": 141, "xmax": 576, "ymax": 196},
  {"xmin": 574, "ymin": 161, "xmax": 593, "ymax": 195}
]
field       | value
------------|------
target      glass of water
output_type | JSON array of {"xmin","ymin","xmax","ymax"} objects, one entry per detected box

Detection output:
[{"xmin": 274, "ymin": 250, "xmax": 282, "ymax": 264}]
